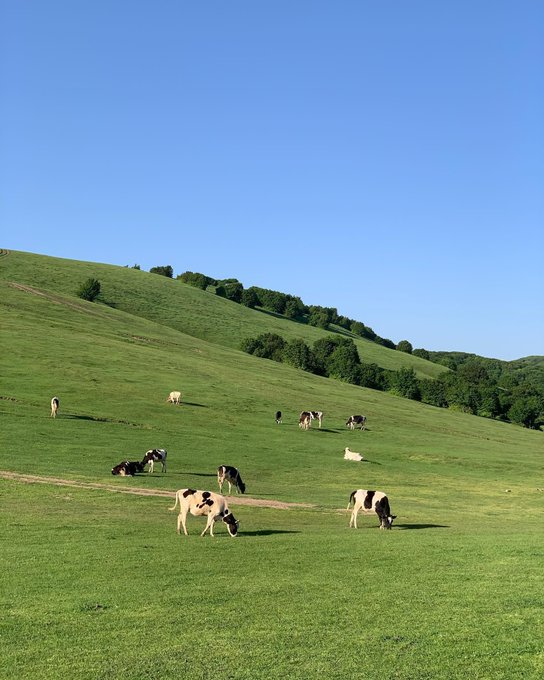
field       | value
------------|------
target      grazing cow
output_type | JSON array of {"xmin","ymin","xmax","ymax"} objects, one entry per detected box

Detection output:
[
  {"xmin": 310, "ymin": 411, "xmax": 323, "ymax": 428},
  {"xmin": 344, "ymin": 447, "xmax": 364, "ymax": 462},
  {"xmin": 217, "ymin": 465, "xmax": 246, "ymax": 494},
  {"xmin": 275, "ymin": 410, "xmax": 282, "ymax": 424},
  {"xmin": 347, "ymin": 489, "xmax": 396, "ymax": 529},
  {"xmin": 50, "ymin": 397, "xmax": 59, "ymax": 418},
  {"xmin": 142, "ymin": 448, "xmax": 167, "ymax": 473},
  {"xmin": 169, "ymin": 488, "xmax": 239, "ymax": 537},
  {"xmin": 299, "ymin": 411, "xmax": 313, "ymax": 430},
  {"xmin": 112, "ymin": 460, "xmax": 145, "ymax": 476},
  {"xmin": 346, "ymin": 414, "xmax": 367, "ymax": 431},
  {"xmin": 166, "ymin": 391, "xmax": 182, "ymax": 405}
]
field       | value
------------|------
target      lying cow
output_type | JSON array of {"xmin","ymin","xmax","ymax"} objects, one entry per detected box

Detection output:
[
  {"xmin": 346, "ymin": 414, "xmax": 366, "ymax": 430},
  {"xmin": 217, "ymin": 465, "xmax": 246, "ymax": 494},
  {"xmin": 50, "ymin": 396, "xmax": 59, "ymax": 418},
  {"xmin": 112, "ymin": 460, "xmax": 145, "ymax": 476},
  {"xmin": 344, "ymin": 447, "xmax": 364, "ymax": 462},
  {"xmin": 142, "ymin": 448, "xmax": 167, "ymax": 473},
  {"xmin": 169, "ymin": 488, "xmax": 239, "ymax": 537},
  {"xmin": 347, "ymin": 489, "xmax": 396, "ymax": 529},
  {"xmin": 166, "ymin": 391, "xmax": 182, "ymax": 405}
]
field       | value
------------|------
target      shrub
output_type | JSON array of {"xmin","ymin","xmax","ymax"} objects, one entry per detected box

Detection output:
[
  {"xmin": 76, "ymin": 278, "xmax": 101, "ymax": 302},
  {"xmin": 282, "ymin": 339, "xmax": 316, "ymax": 372},
  {"xmin": 177, "ymin": 271, "xmax": 216, "ymax": 289},
  {"xmin": 240, "ymin": 333, "xmax": 286, "ymax": 362},
  {"xmin": 396, "ymin": 340, "xmax": 413, "ymax": 354},
  {"xmin": 391, "ymin": 368, "xmax": 421, "ymax": 401},
  {"xmin": 150, "ymin": 265, "xmax": 173, "ymax": 278}
]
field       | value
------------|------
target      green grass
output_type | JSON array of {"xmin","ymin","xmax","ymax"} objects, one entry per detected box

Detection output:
[{"xmin": 1, "ymin": 249, "xmax": 543, "ymax": 679}]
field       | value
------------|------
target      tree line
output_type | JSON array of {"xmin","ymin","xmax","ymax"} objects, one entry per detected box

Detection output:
[{"xmin": 241, "ymin": 332, "xmax": 544, "ymax": 430}]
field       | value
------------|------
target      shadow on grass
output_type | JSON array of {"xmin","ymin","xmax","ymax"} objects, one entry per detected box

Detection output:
[
  {"xmin": 396, "ymin": 524, "xmax": 449, "ymax": 530},
  {"xmin": 183, "ymin": 401, "xmax": 208, "ymax": 408},
  {"xmin": 183, "ymin": 471, "xmax": 216, "ymax": 478},
  {"xmin": 240, "ymin": 529, "xmax": 301, "ymax": 537}
]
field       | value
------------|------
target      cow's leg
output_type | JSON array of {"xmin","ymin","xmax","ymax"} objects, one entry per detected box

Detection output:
[
  {"xmin": 162, "ymin": 459, "xmax": 167, "ymax": 473},
  {"xmin": 201, "ymin": 515, "xmax": 215, "ymax": 537},
  {"xmin": 178, "ymin": 510, "xmax": 189, "ymax": 536},
  {"xmin": 349, "ymin": 506, "xmax": 359, "ymax": 528},
  {"xmin": 227, "ymin": 480, "xmax": 232, "ymax": 494}
]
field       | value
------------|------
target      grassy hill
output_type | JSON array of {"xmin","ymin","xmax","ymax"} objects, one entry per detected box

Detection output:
[
  {"xmin": 0, "ymin": 249, "xmax": 448, "ymax": 379},
  {"xmin": 1, "ymin": 248, "xmax": 543, "ymax": 679}
]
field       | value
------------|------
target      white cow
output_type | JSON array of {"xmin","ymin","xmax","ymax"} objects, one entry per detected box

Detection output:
[
  {"xmin": 166, "ymin": 391, "xmax": 182, "ymax": 405},
  {"xmin": 169, "ymin": 488, "xmax": 239, "ymax": 537},
  {"xmin": 344, "ymin": 447, "xmax": 364, "ymax": 462},
  {"xmin": 50, "ymin": 397, "xmax": 59, "ymax": 418}
]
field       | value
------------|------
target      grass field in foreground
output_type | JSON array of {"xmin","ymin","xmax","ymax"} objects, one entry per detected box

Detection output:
[
  {"xmin": 1, "ymin": 249, "xmax": 543, "ymax": 679},
  {"xmin": 2, "ymin": 481, "xmax": 543, "ymax": 680}
]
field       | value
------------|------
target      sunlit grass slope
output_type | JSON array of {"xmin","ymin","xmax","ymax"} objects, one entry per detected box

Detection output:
[
  {"xmin": 0, "ymin": 249, "xmax": 447, "ymax": 379},
  {"xmin": 1, "ymin": 249, "xmax": 543, "ymax": 679}
]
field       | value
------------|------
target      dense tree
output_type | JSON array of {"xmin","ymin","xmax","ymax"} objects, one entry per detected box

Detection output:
[
  {"xmin": 282, "ymin": 339, "xmax": 316, "ymax": 372},
  {"xmin": 241, "ymin": 288, "xmax": 260, "ymax": 308},
  {"xmin": 76, "ymin": 278, "xmax": 101, "ymax": 302},
  {"xmin": 150, "ymin": 265, "xmax": 173, "ymax": 278},
  {"xmin": 419, "ymin": 378, "xmax": 448, "ymax": 407},
  {"xmin": 358, "ymin": 362, "xmax": 388, "ymax": 391},
  {"xmin": 413, "ymin": 348, "xmax": 430, "ymax": 361},
  {"xmin": 240, "ymin": 333, "xmax": 286, "ymax": 362},
  {"xmin": 177, "ymin": 271, "xmax": 216, "ymax": 289},
  {"xmin": 396, "ymin": 340, "xmax": 413, "ymax": 354},
  {"xmin": 508, "ymin": 397, "xmax": 542, "ymax": 429},
  {"xmin": 391, "ymin": 368, "xmax": 421, "ymax": 401}
]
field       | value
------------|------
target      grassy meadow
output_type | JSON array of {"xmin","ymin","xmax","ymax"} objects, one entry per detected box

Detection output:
[{"xmin": 1, "ymin": 250, "xmax": 543, "ymax": 679}]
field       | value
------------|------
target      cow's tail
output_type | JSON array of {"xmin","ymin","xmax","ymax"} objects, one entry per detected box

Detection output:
[
  {"xmin": 347, "ymin": 490, "xmax": 357, "ymax": 510},
  {"xmin": 169, "ymin": 491, "xmax": 180, "ymax": 511}
]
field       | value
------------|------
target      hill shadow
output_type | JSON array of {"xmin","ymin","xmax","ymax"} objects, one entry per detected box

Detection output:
[
  {"xmin": 396, "ymin": 524, "xmax": 449, "ymax": 530},
  {"xmin": 240, "ymin": 529, "xmax": 301, "ymax": 537}
]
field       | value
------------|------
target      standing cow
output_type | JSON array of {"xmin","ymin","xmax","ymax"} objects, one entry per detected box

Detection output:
[
  {"xmin": 169, "ymin": 488, "xmax": 239, "ymax": 537},
  {"xmin": 347, "ymin": 489, "xmax": 396, "ymax": 529},
  {"xmin": 50, "ymin": 397, "xmax": 59, "ymax": 418},
  {"xmin": 142, "ymin": 448, "xmax": 167, "ymax": 473},
  {"xmin": 166, "ymin": 391, "xmax": 182, "ymax": 405},
  {"xmin": 346, "ymin": 415, "xmax": 366, "ymax": 430}
]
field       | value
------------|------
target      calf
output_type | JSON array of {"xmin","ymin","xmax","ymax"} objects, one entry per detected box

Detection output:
[
  {"xmin": 344, "ymin": 447, "xmax": 364, "ymax": 462},
  {"xmin": 142, "ymin": 448, "xmax": 167, "ymax": 473},
  {"xmin": 166, "ymin": 391, "xmax": 182, "ymax": 405},
  {"xmin": 112, "ymin": 460, "xmax": 145, "ymax": 476},
  {"xmin": 347, "ymin": 489, "xmax": 396, "ymax": 529},
  {"xmin": 275, "ymin": 410, "xmax": 282, "ymax": 424},
  {"xmin": 169, "ymin": 488, "xmax": 239, "ymax": 537},
  {"xmin": 217, "ymin": 465, "xmax": 246, "ymax": 494},
  {"xmin": 50, "ymin": 397, "xmax": 59, "ymax": 418},
  {"xmin": 346, "ymin": 414, "xmax": 367, "ymax": 430}
]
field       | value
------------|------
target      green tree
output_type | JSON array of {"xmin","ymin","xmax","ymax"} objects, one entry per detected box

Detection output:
[
  {"xmin": 240, "ymin": 333, "xmax": 286, "ymax": 362},
  {"xmin": 396, "ymin": 340, "xmax": 413, "ymax": 354},
  {"xmin": 150, "ymin": 265, "xmax": 173, "ymax": 278},
  {"xmin": 177, "ymin": 271, "xmax": 215, "ymax": 289},
  {"xmin": 508, "ymin": 397, "xmax": 542, "ymax": 429},
  {"xmin": 391, "ymin": 368, "xmax": 421, "ymax": 401},
  {"xmin": 413, "ymin": 348, "xmax": 430, "ymax": 361},
  {"xmin": 282, "ymin": 339, "xmax": 316, "ymax": 372},
  {"xmin": 76, "ymin": 278, "xmax": 101, "ymax": 302},
  {"xmin": 241, "ymin": 288, "xmax": 260, "ymax": 308}
]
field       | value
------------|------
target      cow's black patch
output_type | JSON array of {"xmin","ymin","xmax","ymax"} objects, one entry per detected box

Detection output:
[
  {"xmin": 182, "ymin": 488, "xmax": 196, "ymax": 497},
  {"xmin": 202, "ymin": 491, "xmax": 211, "ymax": 499},
  {"xmin": 364, "ymin": 490, "xmax": 376, "ymax": 510}
]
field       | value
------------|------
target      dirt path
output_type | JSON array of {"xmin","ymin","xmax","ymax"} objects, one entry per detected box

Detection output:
[{"xmin": 0, "ymin": 470, "xmax": 314, "ymax": 510}]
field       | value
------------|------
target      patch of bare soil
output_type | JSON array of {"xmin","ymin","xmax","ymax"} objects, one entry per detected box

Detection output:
[{"xmin": 0, "ymin": 471, "xmax": 314, "ymax": 510}]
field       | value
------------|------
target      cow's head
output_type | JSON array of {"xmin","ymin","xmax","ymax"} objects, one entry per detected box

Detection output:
[
  {"xmin": 223, "ymin": 512, "xmax": 239, "ymax": 537},
  {"xmin": 381, "ymin": 515, "xmax": 397, "ymax": 530}
]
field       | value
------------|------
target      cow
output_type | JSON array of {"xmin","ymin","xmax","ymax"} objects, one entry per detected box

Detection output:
[
  {"xmin": 217, "ymin": 465, "xmax": 246, "ymax": 494},
  {"xmin": 346, "ymin": 414, "xmax": 367, "ymax": 430},
  {"xmin": 299, "ymin": 411, "xmax": 313, "ymax": 430},
  {"xmin": 50, "ymin": 397, "xmax": 59, "ymax": 418},
  {"xmin": 169, "ymin": 488, "xmax": 239, "ymax": 537},
  {"xmin": 166, "ymin": 391, "xmax": 182, "ymax": 405},
  {"xmin": 142, "ymin": 448, "xmax": 167, "ymax": 473},
  {"xmin": 112, "ymin": 460, "xmax": 145, "ymax": 476},
  {"xmin": 275, "ymin": 410, "xmax": 282, "ymax": 424},
  {"xmin": 310, "ymin": 411, "xmax": 323, "ymax": 428},
  {"xmin": 344, "ymin": 447, "xmax": 364, "ymax": 462},
  {"xmin": 347, "ymin": 489, "xmax": 396, "ymax": 529}
]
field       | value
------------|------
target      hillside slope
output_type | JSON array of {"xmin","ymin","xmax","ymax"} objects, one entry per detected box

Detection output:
[{"xmin": 0, "ymin": 250, "xmax": 447, "ymax": 379}]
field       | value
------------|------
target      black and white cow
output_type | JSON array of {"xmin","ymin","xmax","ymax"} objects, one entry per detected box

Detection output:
[
  {"xmin": 169, "ymin": 488, "xmax": 239, "ymax": 537},
  {"xmin": 347, "ymin": 489, "xmax": 396, "ymax": 529},
  {"xmin": 141, "ymin": 448, "xmax": 167, "ymax": 473},
  {"xmin": 111, "ymin": 460, "xmax": 145, "ymax": 476},
  {"xmin": 275, "ymin": 410, "xmax": 282, "ymax": 424},
  {"xmin": 299, "ymin": 411, "xmax": 312, "ymax": 430},
  {"xmin": 310, "ymin": 411, "xmax": 323, "ymax": 428},
  {"xmin": 217, "ymin": 465, "xmax": 246, "ymax": 494},
  {"xmin": 346, "ymin": 414, "xmax": 367, "ymax": 430}
]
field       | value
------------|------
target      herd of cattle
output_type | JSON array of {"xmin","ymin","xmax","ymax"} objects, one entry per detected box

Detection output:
[{"xmin": 51, "ymin": 394, "xmax": 395, "ymax": 537}]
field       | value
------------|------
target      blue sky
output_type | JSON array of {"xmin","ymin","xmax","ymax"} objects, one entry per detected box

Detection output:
[{"xmin": 2, "ymin": 1, "xmax": 542, "ymax": 360}]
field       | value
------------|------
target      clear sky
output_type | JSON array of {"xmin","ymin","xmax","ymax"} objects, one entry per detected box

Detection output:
[{"xmin": 2, "ymin": 1, "xmax": 542, "ymax": 361}]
